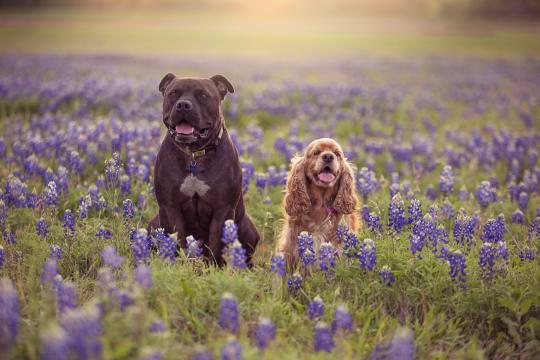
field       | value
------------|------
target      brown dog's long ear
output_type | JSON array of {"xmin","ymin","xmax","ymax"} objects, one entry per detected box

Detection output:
[
  {"xmin": 332, "ymin": 161, "xmax": 358, "ymax": 214},
  {"xmin": 211, "ymin": 75, "xmax": 234, "ymax": 100},
  {"xmin": 159, "ymin": 73, "xmax": 176, "ymax": 94},
  {"xmin": 284, "ymin": 156, "xmax": 311, "ymax": 218}
]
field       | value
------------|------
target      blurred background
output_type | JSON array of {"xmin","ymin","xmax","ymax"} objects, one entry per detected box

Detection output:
[{"xmin": 0, "ymin": 0, "xmax": 539, "ymax": 58}]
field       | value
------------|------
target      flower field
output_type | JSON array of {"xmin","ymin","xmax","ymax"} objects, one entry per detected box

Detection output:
[{"xmin": 0, "ymin": 54, "xmax": 539, "ymax": 359}]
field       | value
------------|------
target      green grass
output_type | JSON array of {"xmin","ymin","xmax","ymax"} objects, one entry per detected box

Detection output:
[{"xmin": 0, "ymin": 9, "xmax": 540, "ymax": 57}]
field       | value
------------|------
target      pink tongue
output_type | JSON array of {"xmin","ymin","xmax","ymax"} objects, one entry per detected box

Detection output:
[
  {"xmin": 176, "ymin": 124, "xmax": 194, "ymax": 135},
  {"xmin": 318, "ymin": 172, "xmax": 335, "ymax": 183}
]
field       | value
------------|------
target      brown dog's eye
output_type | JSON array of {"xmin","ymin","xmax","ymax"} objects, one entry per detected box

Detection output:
[
  {"xmin": 313, "ymin": 149, "xmax": 321, "ymax": 156},
  {"xmin": 334, "ymin": 151, "xmax": 341, "ymax": 158}
]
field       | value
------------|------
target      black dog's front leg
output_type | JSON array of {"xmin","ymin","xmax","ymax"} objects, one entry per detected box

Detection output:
[
  {"xmin": 207, "ymin": 207, "xmax": 235, "ymax": 266},
  {"xmin": 160, "ymin": 207, "xmax": 188, "ymax": 248}
]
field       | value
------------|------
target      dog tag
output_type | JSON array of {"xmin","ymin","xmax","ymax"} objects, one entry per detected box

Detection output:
[{"xmin": 187, "ymin": 160, "xmax": 198, "ymax": 175}]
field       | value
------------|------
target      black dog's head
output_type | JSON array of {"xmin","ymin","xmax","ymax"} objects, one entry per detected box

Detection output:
[{"xmin": 158, "ymin": 74, "xmax": 234, "ymax": 145}]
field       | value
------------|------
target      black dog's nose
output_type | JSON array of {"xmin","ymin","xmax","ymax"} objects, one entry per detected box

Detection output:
[
  {"xmin": 322, "ymin": 153, "xmax": 334, "ymax": 163},
  {"xmin": 176, "ymin": 99, "xmax": 193, "ymax": 112}
]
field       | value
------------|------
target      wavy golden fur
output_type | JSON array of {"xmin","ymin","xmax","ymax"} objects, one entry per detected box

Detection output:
[{"xmin": 277, "ymin": 138, "xmax": 360, "ymax": 268}]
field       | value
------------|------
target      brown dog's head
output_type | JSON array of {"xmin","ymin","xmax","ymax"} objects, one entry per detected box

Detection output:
[
  {"xmin": 284, "ymin": 138, "xmax": 357, "ymax": 217},
  {"xmin": 158, "ymin": 73, "xmax": 234, "ymax": 145}
]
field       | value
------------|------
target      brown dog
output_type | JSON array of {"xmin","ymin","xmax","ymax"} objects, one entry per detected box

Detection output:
[
  {"xmin": 150, "ymin": 73, "xmax": 259, "ymax": 265},
  {"xmin": 277, "ymin": 138, "xmax": 359, "ymax": 267}
]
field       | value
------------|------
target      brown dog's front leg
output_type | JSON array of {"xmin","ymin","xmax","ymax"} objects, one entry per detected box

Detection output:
[{"xmin": 207, "ymin": 207, "xmax": 235, "ymax": 266}]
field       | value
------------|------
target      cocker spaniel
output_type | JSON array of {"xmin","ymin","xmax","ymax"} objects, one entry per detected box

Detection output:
[{"xmin": 277, "ymin": 138, "xmax": 360, "ymax": 267}]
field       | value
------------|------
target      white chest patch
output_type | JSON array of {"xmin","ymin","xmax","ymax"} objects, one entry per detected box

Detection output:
[{"xmin": 180, "ymin": 175, "xmax": 210, "ymax": 197}]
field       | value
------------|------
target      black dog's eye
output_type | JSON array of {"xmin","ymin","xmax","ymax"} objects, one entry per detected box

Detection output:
[
  {"xmin": 168, "ymin": 90, "xmax": 176, "ymax": 98},
  {"xmin": 313, "ymin": 149, "xmax": 321, "ymax": 156},
  {"xmin": 200, "ymin": 92, "xmax": 209, "ymax": 100}
]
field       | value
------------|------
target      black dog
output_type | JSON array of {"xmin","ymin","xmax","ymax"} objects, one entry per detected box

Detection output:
[{"xmin": 150, "ymin": 73, "xmax": 259, "ymax": 265}]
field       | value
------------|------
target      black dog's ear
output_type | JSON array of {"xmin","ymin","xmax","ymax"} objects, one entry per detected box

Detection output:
[
  {"xmin": 210, "ymin": 75, "xmax": 234, "ymax": 100},
  {"xmin": 159, "ymin": 73, "xmax": 176, "ymax": 94}
]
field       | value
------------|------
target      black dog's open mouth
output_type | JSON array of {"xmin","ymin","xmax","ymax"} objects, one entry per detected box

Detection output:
[
  {"xmin": 169, "ymin": 122, "xmax": 210, "ymax": 142},
  {"xmin": 317, "ymin": 166, "xmax": 336, "ymax": 183}
]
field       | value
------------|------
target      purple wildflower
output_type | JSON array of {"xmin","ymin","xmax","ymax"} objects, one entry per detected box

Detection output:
[
  {"xmin": 149, "ymin": 319, "xmax": 167, "ymax": 333},
  {"xmin": 307, "ymin": 296, "xmax": 324, "ymax": 321},
  {"xmin": 256, "ymin": 317, "xmax": 276, "ymax": 350},
  {"xmin": 475, "ymin": 181, "xmax": 497, "ymax": 209},
  {"xmin": 480, "ymin": 214, "xmax": 506, "ymax": 243},
  {"xmin": 458, "ymin": 186, "xmax": 469, "ymax": 201},
  {"xmin": 101, "ymin": 246, "xmax": 124, "ymax": 269},
  {"xmin": 439, "ymin": 165, "xmax": 454, "ymax": 195},
  {"xmin": 36, "ymin": 217, "xmax": 48, "ymax": 239},
  {"xmin": 379, "ymin": 265, "xmax": 396, "ymax": 286},
  {"xmin": 119, "ymin": 174, "xmax": 131, "ymax": 195},
  {"xmin": 226, "ymin": 240, "xmax": 247, "ymax": 269},
  {"xmin": 40, "ymin": 324, "xmax": 69, "ymax": 360},
  {"xmin": 49, "ymin": 245, "xmax": 63, "ymax": 262},
  {"xmin": 221, "ymin": 338, "xmax": 242, "ymax": 360},
  {"xmin": 130, "ymin": 229, "xmax": 151, "ymax": 263},
  {"xmin": 0, "ymin": 277, "xmax": 19, "ymax": 353},
  {"xmin": 56, "ymin": 280, "xmax": 77, "ymax": 312},
  {"xmin": 519, "ymin": 247, "xmax": 536, "ymax": 261},
  {"xmin": 218, "ymin": 293, "xmax": 239, "ymax": 333},
  {"xmin": 0, "ymin": 245, "xmax": 4, "ymax": 269},
  {"xmin": 43, "ymin": 181, "xmax": 59, "ymax": 207},
  {"xmin": 41, "ymin": 259, "xmax": 58, "ymax": 286},
  {"xmin": 319, "ymin": 242, "xmax": 337, "ymax": 272},
  {"xmin": 447, "ymin": 250, "xmax": 467, "ymax": 287},
  {"xmin": 62, "ymin": 210, "xmax": 75, "ymax": 238},
  {"xmin": 59, "ymin": 303, "xmax": 103, "ymax": 360},
  {"xmin": 511, "ymin": 209, "xmax": 525, "ymax": 224},
  {"xmin": 134, "ymin": 264, "xmax": 152, "ymax": 289},
  {"xmin": 122, "ymin": 199, "xmax": 135, "ymax": 220},
  {"xmin": 186, "ymin": 235, "xmax": 203, "ymax": 258},
  {"xmin": 158, "ymin": 232, "xmax": 177, "ymax": 262},
  {"xmin": 221, "ymin": 220, "xmax": 238, "ymax": 244},
  {"xmin": 387, "ymin": 328, "xmax": 415, "ymax": 360},
  {"xmin": 298, "ymin": 231, "xmax": 316, "ymax": 267},
  {"xmin": 270, "ymin": 253, "xmax": 286, "ymax": 277},
  {"xmin": 358, "ymin": 239, "xmax": 376, "ymax": 271},
  {"xmin": 388, "ymin": 194, "xmax": 406, "ymax": 233},
  {"xmin": 407, "ymin": 199, "xmax": 422, "ymax": 224},
  {"xmin": 314, "ymin": 322, "xmax": 334, "ymax": 353},
  {"xmin": 331, "ymin": 305, "xmax": 353, "ymax": 333},
  {"xmin": 287, "ymin": 272, "xmax": 303, "ymax": 293}
]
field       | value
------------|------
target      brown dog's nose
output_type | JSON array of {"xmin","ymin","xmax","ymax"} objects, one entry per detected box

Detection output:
[
  {"xmin": 322, "ymin": 153, "xmax": 334, "ymax": 163},
  {"xmin": 176, "ymin": 99, "xmax": 193, "ymax": 112}
]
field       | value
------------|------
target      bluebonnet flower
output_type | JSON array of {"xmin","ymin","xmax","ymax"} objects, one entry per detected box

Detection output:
[
  {"xmin": 221, "ymin": 220, "xmax": 238, "ymax": 244},
  {"xmin": 192, "ymin": 347, "xmax": 213, "ymax": 360},
  {"xmin": 314, "ymin": 322, "xmax": 334, "ymax": 353},
  {"xmin": 130, "ymin": 229, "xmax": 151, "ymax": 263},
  {"xmin": 56, "ymin": 280, "xmax": 77, "ymax": 312},
  {"xmin": 519, "ymin": 247, "xmax": 536, "ymax": 261},
  {"xmin": 36, "ymin": 217, "xmax": 48, "ymax": 239},
  {"xmin": 481, "ymin": 214, "xmax": 506, "ymax": 243},
  {"xmin": 319, "ymin": 242, "xmax": 337, "ymax": 272},
  {"xmin": 297, "ymin": 231, "xmax": 316, "ymax": 267},
  {"xmin": 359, "ymin": 239, "xmax": 376, "ymax": 271},
  {"xmin": 0, "ymin": 200, "xmax": 6, "ymax": 230},
  {"xmin": 367, "ymin": 214, "xmax": 383, "ymax": 234},
  {"xmin": 379, "ymin": 265, "xmax": 396, "ymax": 286},
  {"xmin": 336, "ymin": 223, "xmax": 349, "ymax": 240},
  {"xmin": 0, "ymin": 277, "xmax": 19, "ymax": 353},
  {"xmin": 59, "ymin": 303, "xmax": 103, "ymax": 360},
  {"xmin": 518, "ymin": 192, "xmax": 529, "ymax": 210},
  {"xmin": 41, "ymin": 259, "xmax": 58, "ymax": 286},
  {"xmin": 357, "ymin": 167, "xmax": 379, "ymax": 199},
  {"xmin": 158, "ymin": 232, "xmax": 177, "ymax": 262},
  {"xmin": 440, "ymin": 200, "xmax": 454, "ymax": 219},
  {"xmin": 409, "ymin": 234, "xmax": 424, "ymax": 258},
  {"xmin": 104, "ymin": 154, "xmax": 120, "ymax": 186},
  {"xmin": 331, "ymin": 305, "xmax": 353, "ymax": 333},
  {"xmin": 135, "ymin": 264, "xmax": 152, "ymax": 289},
  {"xmin": 388, "ymin": 194, "xmax": 406, "ymax": 233},
  {"xmin": 529, "ymin": 217, "xmax": 540, "ymax": 240},
  {"xmin": 439, "ymin": 165, "xmax": 454, "ymax": 195},
  {"xmin": 96, "ymin": 226, "xmax": 112, "ymax": 240},
  {"xmin": 221, "ymin": 338, "xmax": 242, "ymax": 360},
  {"xmin": 3, "ymin": 229, "xmax": 15, "ymax": 245},
  {"xmin": 343, "ymin": 231, "xmax": 359, "ymax": 257},
  {"xmin": 425, "ymin": 184, "xmax": 436, "ymax": 200},
  {"xmin": 101, "ymin": 246, "xmax": 124, "ymax": 268},
  {"xmin": 361, "ymin": 205, "xmax": 371, "ymax": 223},
  {"xmin": 389, "ymin": 183, "xmax": 400, "ymax": 198},
  {"xmin": 49, "ymin": 244, "xmax": 63, "ymax": 262},
  {"xmin": 287, "ymin": 272, "xmax": 303, "ymax": 293},
  {"xmin": 387, "ymin": 328, "xmax": 415, "ymax": 360},
  {"xmin": 0, "ymin": 245, "xmax": 4, "ymax": 269},
  {"xmin": 149, "ymin": 319, "xmax": 167, "ymax": 333},
  {"xmin": 407, "ymin": 198, "xmax": 422, "ymax": 224},
  {"xmin": 475, "ymin": 181, "xmax": 497, "ymax": 208},
  {"xmin": 270, "ymin": 253, "xmax": 286, "ymax": 276},
  {"xmin": 40, "ymin": 324, "xmax": 68, "ymax": 360},
  {"xmin": 186, "ymin": 235, "xmax": 203, "ymax": 258},
  {"xmin": 119, "ymin": 174, "xmax": 131, "ymax": 195},
  {"xmin": 496, "ymin": 241, "xmax": 509, "ymax": 261},
  {"xmin": 307, "ymin": 296, "xmax": 324, "ymax": 321},
  {"xmin": 137, "ymin": 193, "xmax": 146, "ymax": 211},
  {"xmin": 62, "ymin": 210, "xmax": 75, "ymax": 238},
  {"xmin": 77, "ymin": 195, "xmax": 91, "ymax": 219},
  {"xmin": 218, "ymin": 293, "xmax": 239, "ymax": 333},
  {"xmin": 43, "ymin": 181, "xmax": 59, "ymax": 207},
  {"xmin": 122, "ymin": 199, "xmax": 135, "ymax": 220},
  {"xmin": 226, "ymin": 240, "xmax": 247, "ymax": 269},
  {"xmin": 511, "ymin": 209, "xmax": 525, "ymax": 224},
  {"xmin": 56, "ymin": 167, "xmax": 69, "ymax": 194},
  {"xmin": 447, "ymin": 250, "xmax": 466, "ymax": 287},
  {"xmin": 458, "ymin": 186, "xmax": 469, "ymax": 201},
  {"xmin": 256, "ymin": 317, "xmax": 276, "ymax": 350},
  {"xmin": 453, "ymin": 209, "xmax": 477, "ymax": 247},
  {"xmin": 478, "ymin": 243, "xmax": 496, "ymax": 278}
]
